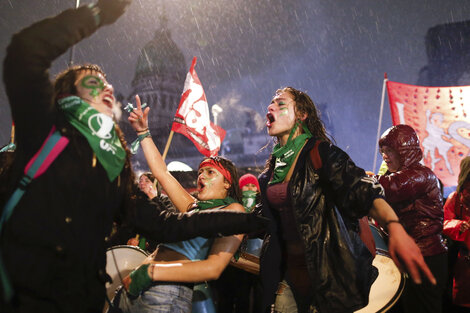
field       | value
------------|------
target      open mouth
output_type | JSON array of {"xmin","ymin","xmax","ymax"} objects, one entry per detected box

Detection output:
[
  {"xmin": 197, "ymin": 180, "xmax": 205, "ymax": 192},
  {"xmin": 102, "ymin": 95, "xmax": 115, "ymax": 108},
  {"xmin": 266, "ymin": 112, "xmax": 275, "ymax": 127}
]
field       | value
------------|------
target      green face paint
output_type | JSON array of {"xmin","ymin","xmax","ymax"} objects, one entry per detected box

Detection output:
[
  {"xmin": 280, "ymin": 107, "xmax": 289, "ymax": 116},
  {"xmin": 202, "ymin": 173, "xmax": 217, "ymax": 189},
  {"xmin": 81, "ymin": 75, "xmax": 105, "ymax": 98}
]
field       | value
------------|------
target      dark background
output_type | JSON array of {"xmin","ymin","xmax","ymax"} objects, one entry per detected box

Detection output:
[{"xmin": 1, "ymin": 0, "xmax": 469, "ymax": 172}]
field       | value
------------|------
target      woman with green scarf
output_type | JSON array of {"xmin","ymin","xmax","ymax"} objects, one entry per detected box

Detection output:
[
  {"xmin": 0, "ymin": 2, "xmax": 267, "ymax": 311},
  {"xmin": 117, "ymin": 95, "xmax": 246, "ymax": 312},
  {"xmin": 258, "ymin": 87, "xmax": 436, "ymax": 313}
]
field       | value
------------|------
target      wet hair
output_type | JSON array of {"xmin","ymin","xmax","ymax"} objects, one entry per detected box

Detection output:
[
  {"xmin": 263, "ymin": 87, "xmax": 333, "ymax": 171},
  {"xmin": 199, "ymin": 156, "xmax": 242, "ymax": 203},
  {"xmin": 276, "ymin": 87, "xmax": 333, "ymax": 144},
  {"xmin": 457, "ymin": 156, "xmax": 470, "ymax": 194},
  {"xmin": 53, "ymin": 64, "xmax": 106, "ymax": 102}
]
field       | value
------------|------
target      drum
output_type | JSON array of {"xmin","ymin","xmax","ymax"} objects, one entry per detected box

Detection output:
[
  {"xmin": 245, "ymin": 238, "xmax": 263, "ymax": 256},
  {"xmin": 192, "ymin": 283, "xmax": 216, "ymax": 313},
  {"xmin": 355, "ymin": 224, "xmax": 406, "ymax": 313},
  {"xmin": 230, "ymin": 238, "xmax": 262, "ymax": 275},
  {"xmin": 105, "ymin": 245, "xmax": 149, "ymax": 302}
]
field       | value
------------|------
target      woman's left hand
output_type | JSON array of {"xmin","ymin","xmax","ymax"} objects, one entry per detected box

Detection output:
[
  {"xmin": 128, "ymin": 94, "xmax": 150, "ymax": 133},
  {"xmin": 123, "ymin": 264, "xmax": 152, "ymax": 297},
  {"xmin": 144, "ymin": 185, "xmax": 158, "ymax": 199},
  {"xmin": 460, "ymin": 220, "xmax": 470, "ymax": 233}
]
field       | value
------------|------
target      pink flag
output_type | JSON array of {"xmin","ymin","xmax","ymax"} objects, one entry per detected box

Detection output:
[
  {"xmin": 171, "ymin": 57, "xmax": 226, "ymax": 157},
  {"xmin": 386, "ymin": 80, "xmax": 470, "ymax": 187}
]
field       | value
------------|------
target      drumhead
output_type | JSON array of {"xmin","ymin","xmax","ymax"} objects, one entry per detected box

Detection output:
[
  {"xmin": 105, "ymin": 245, "xmax": 149, "ymax": 302},
  {"xmin": 355, "ymin": 251, "xmax": 406, "ymax": 313}
]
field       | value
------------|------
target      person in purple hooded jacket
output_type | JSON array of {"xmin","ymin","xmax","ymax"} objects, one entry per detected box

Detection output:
[{"xmin": 377, "ymin": 124, "xmax": 448, "ymax": 313}]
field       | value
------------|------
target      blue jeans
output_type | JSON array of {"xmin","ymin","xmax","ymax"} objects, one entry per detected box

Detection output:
[
  {"xmin": 119, "ymin": 283, "xmax": 193, "ymax": 313},
  {"xmin": 274, "ymin": 280, "xmax": 318, "ymax": 313}
]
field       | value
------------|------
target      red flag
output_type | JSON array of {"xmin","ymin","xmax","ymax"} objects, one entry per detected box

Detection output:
[
  {"xmin": 171, "ymin": 57, "xmax": 226, "ymax": 157},
  {"xmin": 386, "ymin": 80, "xmax": 470, "ymax": 186}
]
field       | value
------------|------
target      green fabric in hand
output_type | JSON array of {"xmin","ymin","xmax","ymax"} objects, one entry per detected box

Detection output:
[{"xmin": 128, "ymin": 264, "xmax": 152, "ymax": 297}]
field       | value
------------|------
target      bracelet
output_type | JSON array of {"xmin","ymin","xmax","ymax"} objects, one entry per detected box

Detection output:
[
  {"xmin": 136, "ymin": 127, "xmax": 149, "ymax": 134},
  {"xmin": 385, "ymin": 219, "xmax": 400, "ymax": 229},
  {"xmin": 130, "ymin": 131, "xmax": 151, "ymax": 154},
  {"xmin": 138, "ymin": 131, "xmax": 151, "ymax": 140}
]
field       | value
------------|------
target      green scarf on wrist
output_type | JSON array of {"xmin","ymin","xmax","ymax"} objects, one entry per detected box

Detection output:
[
  {"xmin": 269, "ymin": 121, "xmax": 312, "ymax": 185},
  {"xmin": 128, "ymin": 264, "xmax": 152, "ymax": 297},
  {"xmin": 57, "ymin": 96, "xmax": 126, "ymax": 182}
]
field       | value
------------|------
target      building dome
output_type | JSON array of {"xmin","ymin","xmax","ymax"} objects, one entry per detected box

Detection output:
[
  {"xmin": 121, "ymin": 14, "xmax": 191, "ymax": 172},
  {"xmin": 133, "ymin": 21, "xmax": 186, "ymax": 83}
]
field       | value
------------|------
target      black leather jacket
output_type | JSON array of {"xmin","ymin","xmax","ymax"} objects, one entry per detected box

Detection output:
[{"xmin": 259, "ymin": 138, "xmax": 384, "ymax": 313}]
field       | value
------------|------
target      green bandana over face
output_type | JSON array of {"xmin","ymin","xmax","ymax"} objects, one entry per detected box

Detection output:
[
  {"xmin": 242, "ymin": 190, "xmax": 257, "ymax": 212},
  {"xmin": 57, "ymin": 96, "xmax": 126, "ymax": 182},
  {"xmin": 195, "ymin": 196, "xmax": 237, "ymax": 211},
  {"xmin": 269, "ymin": 121, "xmax": 312, "ymax": 185}
]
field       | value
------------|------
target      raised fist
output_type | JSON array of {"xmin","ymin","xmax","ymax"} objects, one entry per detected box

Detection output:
[{"xmin": 96, "ymin": 0, "xmax": 132, "ymax": 26}]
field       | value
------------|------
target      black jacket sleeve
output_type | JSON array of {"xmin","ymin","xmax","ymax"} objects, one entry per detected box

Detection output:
[
  {"xmin": 318, "ymin": 142, "xmax": 384, "ymax": 220},
  {"xmin": 129, "ymin": 196, "xmax": 269, "ymax": 243},
  {"xmin": 3, "ymin": 6, "xmax": 99, "ymax": 156}
]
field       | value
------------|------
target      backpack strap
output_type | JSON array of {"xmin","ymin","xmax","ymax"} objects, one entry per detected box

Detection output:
[
  {"xmin": 0, "ymin": 126, "xmax": 69, "ymax": 302},
  {"xmin": 309, "ymin": 140, "xmax": 322, "ymax": 170}
]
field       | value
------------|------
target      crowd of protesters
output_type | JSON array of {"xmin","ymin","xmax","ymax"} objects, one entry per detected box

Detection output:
[{"xmin": 0, "ymin": 1, "xmax": 468, "ymax": 313}]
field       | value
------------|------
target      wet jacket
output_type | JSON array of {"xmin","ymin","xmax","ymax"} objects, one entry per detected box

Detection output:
[
  {"xmin": 0, "ymin": 6, "xmax": 266, "ymax": 312},
  {"xmin": 444, "ymin": 183, "xmax": 470, "ymax": 250},
  {"xmin": 377, "ymin": 125, "xmax": 447, "ymax": 256},
  {"xmin": 259, "ymin": 138, "xmax": 383, "ymax": 313},
  {"xmin": 443, "ymin": 184, "xmax": 470, "ymax": 307}
]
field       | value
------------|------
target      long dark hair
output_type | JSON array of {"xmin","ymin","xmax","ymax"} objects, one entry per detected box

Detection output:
[
  {"xmin": 199, "ymin": 156, "xmax": 242, "ymax": 203},
  {"xmin": 276, "ymin": 87, "xmax": 332, "ymax": 144},
  {"xmin": 457, "ymin": 156, "xmax": 470, "ymax": 194},
  {"xmin": 54, "ymin": 64, "xmax": 106, "ymax": 101}
]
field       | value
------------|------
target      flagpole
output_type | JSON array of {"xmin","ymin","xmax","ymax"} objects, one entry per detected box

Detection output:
[
  {"xmin": 68, "ymin": 0, "xmax": 81, "ymax": 66},
  {"xmin": 161, "ymin": 130, "xmax": 174, "ymax": 161},
  {"xmin": 372, "ymin": 73, "xmax": 388, "ymax": 173},
  {"xmin": 10, "ymin": 123, "xmax": 15, "ymax": 146}
]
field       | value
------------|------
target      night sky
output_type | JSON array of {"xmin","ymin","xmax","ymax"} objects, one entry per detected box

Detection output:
[{"xmin": 1, "ymin": 0, "xmax": 469, "ymax": 170}]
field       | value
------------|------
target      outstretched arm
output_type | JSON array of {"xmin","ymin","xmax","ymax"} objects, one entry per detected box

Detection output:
[
  {"xmin": 369, "ymin": 198, "xmax": 436, "ymax": 285},
  {"xmin": 123, "ymin": 203, "xmax": 246, "ymax": 294},
  {"xmin": 128, "ymin": 95, "xmax": 195, "ymax": 212}
]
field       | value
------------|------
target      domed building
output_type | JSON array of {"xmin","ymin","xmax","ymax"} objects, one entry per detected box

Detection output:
[
  {"xmin": 121, "ymin": 16, "xmax": 200, "ymax": 170},
  {"xmin": 120, "ymin": 15, "xmax": 271, "ymax": 171},
  {"xmin": 129, "ymin": 15, "xmax": 186, "ymax": 139}
]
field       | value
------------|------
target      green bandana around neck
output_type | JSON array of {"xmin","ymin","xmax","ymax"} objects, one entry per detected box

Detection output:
[
  {"xmin": 57, "ymin": 96, "xmax": 126, "ymax": 182},
  {"xmin": 242, "ymin": 190, "xmax": 257, "ymax": 212},
  {"xmin": 195, "ymin": 196, "xmax": 237, "ymax": 211},
  {"xmin": 269, "ymin": 121, "xmax": 312, "ymax": 185}
]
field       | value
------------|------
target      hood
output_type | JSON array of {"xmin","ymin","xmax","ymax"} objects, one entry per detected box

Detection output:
[{"xmin": 379, "ymin": 124, "xmax": 423, "ymax": 169}]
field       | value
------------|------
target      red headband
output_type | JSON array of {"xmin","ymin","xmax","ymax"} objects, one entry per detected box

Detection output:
[{"xmin": 199, "ymin": 159, "xmax": 232, "ymax": 184}]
